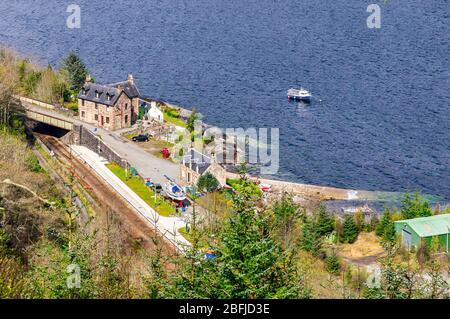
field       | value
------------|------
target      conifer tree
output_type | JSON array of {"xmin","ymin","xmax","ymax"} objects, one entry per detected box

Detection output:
[
  {"xmin": 61, "ymin": 52, "xmax": 89, "ymax": 91},
  {"xmin": 341, "ymin": 215, "xmax": 359, "ymax": 244},
  {"xmin": 376, "ymin": 207, "xmax": 392, "ymax": 237},
  {"xmin": 316, "ymin": 205, "xmax": 334, "ymax": 236},
  {"xmin": 214, "ymin": 175, "xmax": 303, "ymax": 298}
]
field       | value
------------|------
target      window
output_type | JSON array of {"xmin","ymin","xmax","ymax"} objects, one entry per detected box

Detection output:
[
  {"xmin": 106, "ymin": 94, "xmax": 111, "ymax": 101},
  {"xmin": 95, "ymin": 114, "xmax": 98, "ymax": 121},
  {"xmin": 95, "ymin": 103, "xmax": 98, "ymax": 109},
  {"xmin": 106, "ymin": 117, "xmax": 110, "ymax": 124},
  {"xmin": 81, "ymin": 99, "xmax": 85, "ymax": 106},
  {"xmin": 81, "ymin": 111, "xmax": 85, "ymax": 117},
  {"xmin": 125, "ymin": 103, "xmax": 128, "ymax": 110},
  {"xmin": 125, "ymin": 115, "xmax": 128, "ymax": 123}
]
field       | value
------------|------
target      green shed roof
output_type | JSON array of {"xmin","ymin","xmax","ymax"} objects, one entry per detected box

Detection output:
[{"xmin": 395, "ymin": 214, "xmax": 450, "ymax": 237}]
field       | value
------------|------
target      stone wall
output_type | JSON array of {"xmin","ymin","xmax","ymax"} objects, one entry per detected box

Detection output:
[
  {"xmin": 73, "ymin": 125, "xmax": 127, "ymax": 169},
  {"xmin": 225, "ymin": 171, "xmax": 355, "ymax": 201},
  {"xmin": 206, "ymin": 163, "xmax": 227, "ymax": 186},
  {"xmin": 78, "ymin": 92, "xmax": 132, "ymax": 131},
  {"xmin": 179, "ymin": 164, "xmax": 201, "ymax": 186}
]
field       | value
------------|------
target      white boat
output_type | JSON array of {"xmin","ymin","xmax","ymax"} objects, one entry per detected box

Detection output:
[
  {"xmin": 287, "ymin": 88, "xmax": 311, "ymax": 102},
  {"xmin": 162, "ymin": 175, "xmax": 186, "ymax": 201},
  {"xmin": 163, "ymin": 182, "xmax": 186, "ymax": 201}
]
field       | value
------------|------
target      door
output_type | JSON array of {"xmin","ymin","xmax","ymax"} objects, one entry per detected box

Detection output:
[{"xmin": 402, "ymin": 230, "xmax": 412, "ymax": 250}]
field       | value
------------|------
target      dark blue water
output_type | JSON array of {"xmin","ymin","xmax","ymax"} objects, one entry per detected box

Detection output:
[{"xmin": 1, "ymin": 0, "xmax": 449, "ymax": 201}]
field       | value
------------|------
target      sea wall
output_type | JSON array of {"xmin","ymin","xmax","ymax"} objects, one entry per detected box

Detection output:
[{"xmin": 226, "ymin": 172, "xmax": 363, "ymax": 201}]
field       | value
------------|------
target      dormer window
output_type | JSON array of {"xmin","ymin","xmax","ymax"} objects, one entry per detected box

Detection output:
[
  {"xmin": 95, "ymin": 91, "xmax": 100, "ymax": 99},
  {"xmin": 106, "ymin": 93, "xmax": 111, "ymax": 101},
  {"xmin": 82, "ymin": 89, "xmax": 86, "ymax": 95}
]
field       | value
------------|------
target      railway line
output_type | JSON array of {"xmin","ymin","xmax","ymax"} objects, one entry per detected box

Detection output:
[{"xmin": 33, "ymin": 132, "xmax": 177, "ymax": 256}]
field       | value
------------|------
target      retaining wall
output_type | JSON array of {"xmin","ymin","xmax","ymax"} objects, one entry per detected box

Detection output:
[{"xmin": 72, "ymin": 125, "xmax": 127, "ymax": 169}]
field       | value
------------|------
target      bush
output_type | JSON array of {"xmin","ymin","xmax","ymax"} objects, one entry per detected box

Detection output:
[
  {"xmin": 226, "ymin": 178, "xmax": 262, "ymax": 199},
  {"xmin": 26, "ymin": 154, "xmax": 44, "ymax": 173}
]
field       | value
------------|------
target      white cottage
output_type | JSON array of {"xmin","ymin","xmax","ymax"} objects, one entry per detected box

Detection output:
[{"xmin": 146, "ymin": 101, "xmax": 164, "ymax": 123}]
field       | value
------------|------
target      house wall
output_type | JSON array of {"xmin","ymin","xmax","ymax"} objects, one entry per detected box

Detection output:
[
  {"xmin": 179, "ymin": 162, "xmax": 227, "ymax": 188},
  {"xmin": 131, "ymin": 97, "xmax": 139, "ymax": 124},
  {"xmin": 180, "ymin": 164, "xmax": 201, "ymax": 186},
  {"xmin": 148, "ymin": 106, "xmax": 164, "ymax": 123},
  {"xmin": 206, "ymin": 163, "xmax": 227, "ymax": 186},
  {"xmin": 78, "ymin": 92, "xmax": 132, "ymax": 131}
]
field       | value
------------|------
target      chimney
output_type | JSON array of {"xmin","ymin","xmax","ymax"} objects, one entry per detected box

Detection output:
[
  {"xmin": 127, "ymin": 73, "xmax": 134, "ymax": 84},
  {"xmin": 85, "ymin": 74, "xmax": 92, "ymax": 83}
]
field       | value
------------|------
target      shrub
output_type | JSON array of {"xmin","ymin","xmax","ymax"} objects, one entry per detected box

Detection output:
[{"xmin": 26, "ymin": 154, "xmax": 44, "ymax": 173}]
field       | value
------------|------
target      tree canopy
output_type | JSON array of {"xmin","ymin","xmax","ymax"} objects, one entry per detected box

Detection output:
[
  {"xmin": 61, "ymin": 52, "xmax": 89, "ymax": 91},
  {"xmin": 196, "ymin": 172, "xmax": 220, "ymax": 193}
]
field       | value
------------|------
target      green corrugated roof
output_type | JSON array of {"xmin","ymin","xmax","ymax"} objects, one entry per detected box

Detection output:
[{"xmin": 395, "ymin": 214, "xmax": 450, "ymax": 237}]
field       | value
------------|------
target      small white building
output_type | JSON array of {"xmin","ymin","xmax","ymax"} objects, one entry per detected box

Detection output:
[{"xmin": 146, "ymin": 101, "xmax": 164, "ymax": 123}]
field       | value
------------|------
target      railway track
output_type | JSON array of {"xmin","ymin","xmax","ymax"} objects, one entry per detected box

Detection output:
[{"xmin": 33, "ymin": 132, "xmax": 176, "ymax": 256}]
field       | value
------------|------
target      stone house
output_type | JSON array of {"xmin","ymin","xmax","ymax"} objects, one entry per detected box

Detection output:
[
  {"xmin": 180, "ymin": 149, "xmax": 227, "ymax": 187},
  {"xmin": 77, "ymin": 74, "xmax": 140, "ymax": 130}
]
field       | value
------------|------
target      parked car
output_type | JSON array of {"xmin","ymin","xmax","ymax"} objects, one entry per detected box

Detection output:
[{"xmin": 132, "ymin": 134, "xmax": 149, "ymax": 142}]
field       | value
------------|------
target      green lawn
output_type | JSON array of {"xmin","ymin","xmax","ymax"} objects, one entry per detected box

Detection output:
[
  {"xmin": 179, "ymin": 227, "xmax": 192, "ymax": 243},
  {"xmin": 106, "ymin": 163, "xmax": 176, "ymax": 217},
  {"xmin": 163, "ymin": 111, "xmax": 187, "ymax": 128}
]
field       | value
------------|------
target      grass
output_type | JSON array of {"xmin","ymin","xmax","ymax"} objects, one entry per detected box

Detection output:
[
  {"xmin": 163, "ymin": 111, "xmax": 187, "ymax": 128},
  {"xmin": 123, "ymin": 131, "xmax": 140, "ymax": 140},
  {"xmin": 336, "ymin": 232, "xmax": 384, "ymax": 261},
  {"xmin": 179, "ymin": 227, "xmax": 192, "ymax": 243},
  {"xmin": 106, "ymin": 163, "xmax": 176, "ymax": 217},
  {"xmin": 178, "ymin": 227, "xmax": 214, "ymax": 249}
]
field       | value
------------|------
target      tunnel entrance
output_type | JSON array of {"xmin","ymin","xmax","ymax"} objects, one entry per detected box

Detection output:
[{"xmin": 27, "ymin": 120, "xmax": 71, "ymax": 139}]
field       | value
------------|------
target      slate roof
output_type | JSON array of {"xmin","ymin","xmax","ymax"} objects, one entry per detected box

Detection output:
[
  {"xmin": 78, "ymin": 83, "xmax": 123, "ymax": 106},
  {"xmin": 108, "ymin": 81, "xmax": 140, "ymax": 98},
  {"xmin": 183, "ymin": 149, "xmax": 212, "ymax": 175},
  {"xmin": 395, "ymin": 214, "xmax": 450, "ymax": 237}
]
